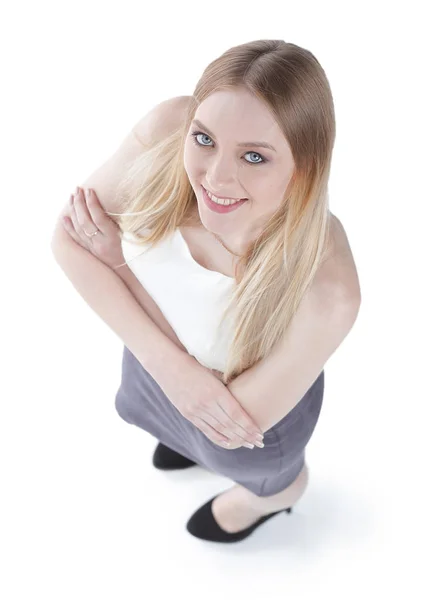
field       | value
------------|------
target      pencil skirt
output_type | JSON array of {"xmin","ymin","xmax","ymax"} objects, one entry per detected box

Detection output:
[{"xmin": 115, "ymin": 345, "xmax": 324, "ymax": 497}]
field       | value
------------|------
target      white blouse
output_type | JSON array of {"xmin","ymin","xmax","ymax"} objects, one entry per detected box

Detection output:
[{"xmin": 120, "ymin": 228, "xmax": 236, "ymax": 372}]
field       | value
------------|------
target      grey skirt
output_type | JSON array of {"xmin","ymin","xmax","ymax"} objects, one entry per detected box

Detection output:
[{"xmin": 115, "ymin": 345, "xmax": 325, "ymax": 497}]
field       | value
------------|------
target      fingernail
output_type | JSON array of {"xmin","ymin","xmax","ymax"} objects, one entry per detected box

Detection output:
[
  {"xmin": 244, "ymin": 443, "xmax": 255, "ymax": 449},
  {"xmin": 255, "ymin": 441, "xmax": 264, "ymax": 448}
]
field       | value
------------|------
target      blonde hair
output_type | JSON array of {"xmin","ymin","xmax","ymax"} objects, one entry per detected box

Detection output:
[{"xmin": 109, "ymin": 39, "xmax": 336, "ymax": 385}]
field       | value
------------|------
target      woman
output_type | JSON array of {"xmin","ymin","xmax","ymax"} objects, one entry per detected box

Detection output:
[{"xmin": 57, "ymin": 39, "xmax": 361, "ymax": 543}]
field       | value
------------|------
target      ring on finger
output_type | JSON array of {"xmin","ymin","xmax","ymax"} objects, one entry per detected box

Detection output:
[{"xmin": 83, "ymin": 228, "xmax": 100, "ymax": 237}]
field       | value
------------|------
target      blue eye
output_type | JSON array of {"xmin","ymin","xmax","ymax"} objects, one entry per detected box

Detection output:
[{"xmin": 190, "ymin": 131, "xmax": 267, "ymax": 165}]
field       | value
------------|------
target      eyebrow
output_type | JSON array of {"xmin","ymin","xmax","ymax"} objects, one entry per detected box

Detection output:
[{"xmin": 191, "ymin": 119, "xmax": 277, "ymax": 152}]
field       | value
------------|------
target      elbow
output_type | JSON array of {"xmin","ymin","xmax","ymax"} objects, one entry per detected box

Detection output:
[{"xmin": 50, "ymin": 219, "xmax": 74, "ymax": 256}]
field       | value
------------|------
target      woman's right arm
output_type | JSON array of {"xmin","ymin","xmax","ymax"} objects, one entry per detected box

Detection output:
[
  {"xmin": 50, "ymin": 228, "xmax": 190, "ymax": 385},
  {"xmin": 51, "ymin": 96, "xmax": 193, "ymax": 378},
  {"xmin": 49, "ymin": 98, "xmax": 263, "ymax": 447}
]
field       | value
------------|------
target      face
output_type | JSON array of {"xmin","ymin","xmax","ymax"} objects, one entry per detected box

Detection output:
[{"xmin": 183, "ymin": 87, "xmax": 295, "ymax": 247}]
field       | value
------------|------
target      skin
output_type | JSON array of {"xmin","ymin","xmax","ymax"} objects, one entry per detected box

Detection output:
[
  {"xmin": 182, "ymin": 87, "xmax": 296, "ymax": 265},
  {"xmin": 64, "ymin": 88, "xmax": 360, "ymax": 533},
  {"xmin": 65, "ymin": 188, "xmax": 354, "ymax": 533},
  {"xmin": 184, "ymin": 89, "xmax": 358, "ymax": 530}
]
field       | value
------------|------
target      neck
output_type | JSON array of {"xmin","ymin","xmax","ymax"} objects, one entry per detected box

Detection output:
[{"xmin": 211, "ymin": 231, "xmax": 246, "ymax": 257}]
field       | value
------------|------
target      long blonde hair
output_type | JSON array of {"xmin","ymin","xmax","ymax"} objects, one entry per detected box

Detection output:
[{"xmin": 109, "ymin": 39, "xmax": 336, "ymax": 385}]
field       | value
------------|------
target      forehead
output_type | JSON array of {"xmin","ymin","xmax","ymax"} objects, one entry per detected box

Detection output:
[{"xmin": 194, "ymin": 88, "xmax": 282, "ymax": 142}]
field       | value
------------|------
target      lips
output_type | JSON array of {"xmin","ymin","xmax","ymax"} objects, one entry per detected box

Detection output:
[
  {"xmin": 202, "ymin": 185, "xmax": 247, "ymax": 202},
  {"xmin": 201, "ymin": 185, "xmax": 248, "ymax": 214}
]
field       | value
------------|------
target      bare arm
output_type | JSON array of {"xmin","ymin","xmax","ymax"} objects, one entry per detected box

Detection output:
[
  {"xmin": 51, "ymin": 94, "xmax": 224, "ymax": 382},
  {"xmin": 226, "ymin": 283, "xmax": 360, "ymax": 433},
  {"xmin": 51, "ymin": 225, "xmax": 190, "ymax": 386}
]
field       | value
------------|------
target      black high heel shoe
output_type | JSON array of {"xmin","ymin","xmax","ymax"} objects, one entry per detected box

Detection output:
[
  {"xmin": 152, "ymin": 442, "xmax": 197, "ymax": 470},
  {"xmin": 186, "ymin": 493, "xmax": 293, "ymax": 543}
]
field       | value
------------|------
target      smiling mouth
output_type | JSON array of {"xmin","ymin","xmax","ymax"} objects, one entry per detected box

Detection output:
[
  {"xmin": 201, "ymin": 186, "xmax": 248, "ymax": 214},
  {"xmin": 202, "ymin": 185, "xmax": 248, "ymax": 203}
]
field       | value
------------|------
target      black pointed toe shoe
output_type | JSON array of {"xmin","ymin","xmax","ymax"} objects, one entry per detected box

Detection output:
[
  {"xmin": 152, "ymin": 442, "xmax": 197, "ymax": 470},
  {"xmin": 186, "ymin": 494, "xmax": 293, "ymax": 543}
]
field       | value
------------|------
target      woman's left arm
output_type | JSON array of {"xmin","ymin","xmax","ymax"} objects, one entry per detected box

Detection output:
[{"xmin": 226, "ymin": 284, "xmax": 360, "ymax": 434}]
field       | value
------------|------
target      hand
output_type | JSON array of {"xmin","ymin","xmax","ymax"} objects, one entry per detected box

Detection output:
[
  {"xmin": 62, "ymin": 187, "xmax": 126, "ymax": 270},
  {"xmin": 158, "ymin": 353, "xmax": 264, "ymax": 450}
]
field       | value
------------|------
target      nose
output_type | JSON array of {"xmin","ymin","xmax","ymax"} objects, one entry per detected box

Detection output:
[{"xmin": 206, "ymin": 152, "xmax": 239, "ymax": 193}]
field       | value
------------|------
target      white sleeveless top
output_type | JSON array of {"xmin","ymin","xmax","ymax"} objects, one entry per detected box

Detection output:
[{"xmin": 120, "ymin": 228, "xmax": 236, "ymax": 372}]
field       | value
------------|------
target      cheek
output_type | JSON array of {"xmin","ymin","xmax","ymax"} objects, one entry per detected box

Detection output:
[
  {"xmin": 250, "ymin": 178, "xmax": 283, "ymax": 210},
  {"xmin": 183, "ymin": 147, "xmax": 203, "ymax": 179}
]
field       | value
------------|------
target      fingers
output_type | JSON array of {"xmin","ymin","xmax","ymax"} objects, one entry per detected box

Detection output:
[
  {"xmin": 72, "ymin": 188, "xmax": 99, "ymax": 238},
  {"xmin": 70, "ymin": 186, "xmax": 119, "ymax": 243},
  {"xmin": 210, "ymin": 400, "xmax": 264, "ymax": 445},
  {"xmin": 62, "ymin": 207, "xmax": 87, "ymax": 249},
  {"xmin": 191, "ymin": 416, "xmax": 245, "ymax": 449},
  {"xmin": 68, "ymin": 190, "xmax": 93, "ymax": 246},
  {"xmin": 195, "ymin": 409, "xmax": 254, "ymax": 448},
  {"xmin": 205, "ymin": 406, "xmax": 263, "ymax": 445},
  {"xmin": 191, "ymin": 416, "xmax": 231, "ymax": 447},
  {"xmin": 82, "ymin": 187, "xmax": 118, "ymax": 236}
]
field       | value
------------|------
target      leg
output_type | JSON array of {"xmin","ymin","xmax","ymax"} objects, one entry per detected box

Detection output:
[{"xmin": 212, "ymin": 462, "xmax": 309, "ymax": 534}]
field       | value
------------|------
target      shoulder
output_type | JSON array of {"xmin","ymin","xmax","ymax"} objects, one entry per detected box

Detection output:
[
  {"xmin": 132, "ymin": 95, "xmax": 192, "ymax": 147},
  {"xmin": 285, "ymin": 215, "xmax": 360, "ymax": 361},
  {"xmin": 311, "ymin": 212, "xmax": 361, "ymax": 317},
  {"xmin": 151, "ymin": 95, "xmax": 192, "ymax": 124}
]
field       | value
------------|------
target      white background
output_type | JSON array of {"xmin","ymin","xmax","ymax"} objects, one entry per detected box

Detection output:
[{"xmin": 1, "ymin": 0, "xmax": 445, "ymax": 598}]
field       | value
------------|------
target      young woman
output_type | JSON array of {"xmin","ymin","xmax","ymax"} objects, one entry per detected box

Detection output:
[{"xmin": 52, "ymin": 39, "xmax": 361, "ymax": 543}]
